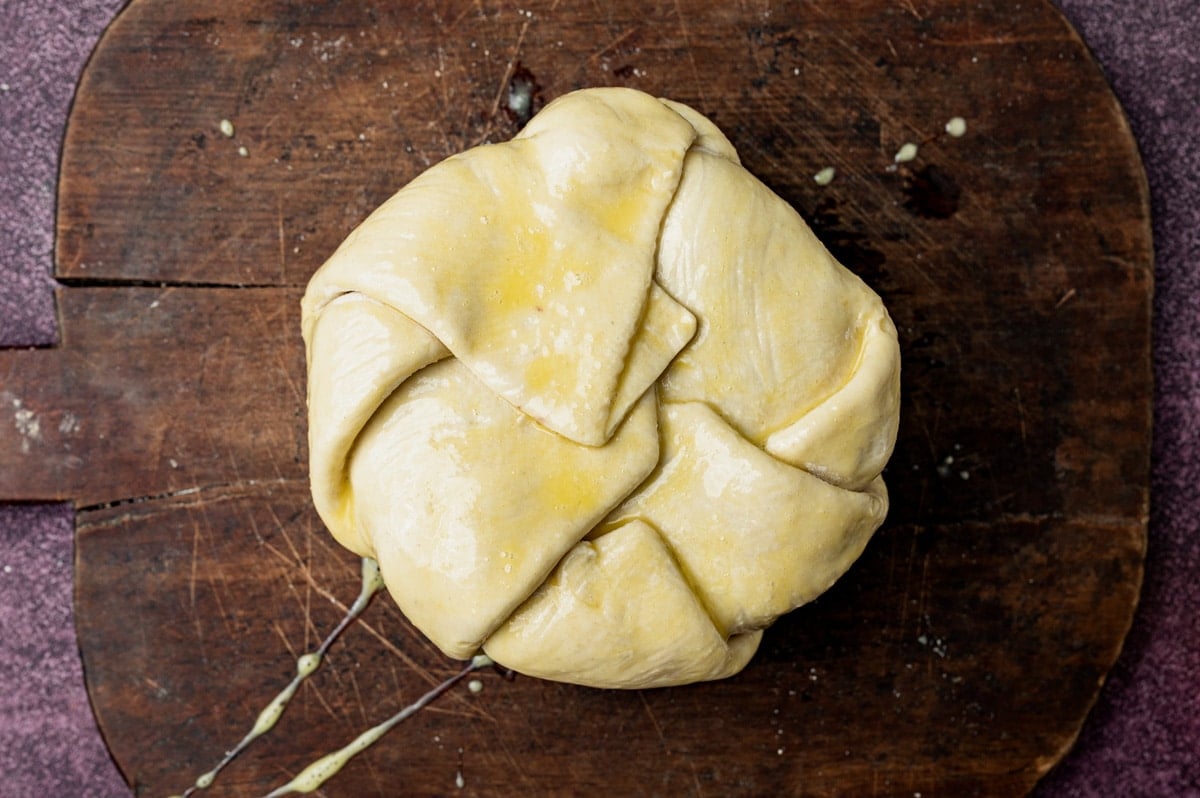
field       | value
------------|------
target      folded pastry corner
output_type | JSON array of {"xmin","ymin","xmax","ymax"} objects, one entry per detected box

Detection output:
[{"xmin": 302, "ymin": 87, "xmax": 900, "ymax": 688}]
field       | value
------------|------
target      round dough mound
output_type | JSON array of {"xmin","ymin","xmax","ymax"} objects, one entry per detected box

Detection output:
[{"xmin": 301, "ymin": 88, "xmax": 900, "ymax": 689}]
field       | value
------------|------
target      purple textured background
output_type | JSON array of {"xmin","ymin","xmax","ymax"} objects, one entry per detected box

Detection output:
[{"xmin": 0, "ymin": 0, "xmax": 1196, "ymax": 794}]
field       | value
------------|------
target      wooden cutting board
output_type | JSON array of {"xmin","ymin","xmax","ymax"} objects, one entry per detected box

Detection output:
[{"xmin": 0, "ymin": 0, "xmax": 1151, "ymax": 795}]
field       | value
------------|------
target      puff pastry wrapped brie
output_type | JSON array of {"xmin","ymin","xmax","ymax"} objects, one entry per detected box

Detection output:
[{"xmin": 301, "ymin": 88, "xmax": 900, "ymax": 689}]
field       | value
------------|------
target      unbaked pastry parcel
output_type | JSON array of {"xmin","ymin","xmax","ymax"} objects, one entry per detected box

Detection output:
[{"xmin": 301, "ymin": 87, "xmax": 900, "ymax": 690}]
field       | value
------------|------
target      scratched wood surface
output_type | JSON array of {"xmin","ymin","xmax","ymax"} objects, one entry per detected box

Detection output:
[{"xmin": 0, "ymin": 0, "xmax": 1152, "ymax": 795}]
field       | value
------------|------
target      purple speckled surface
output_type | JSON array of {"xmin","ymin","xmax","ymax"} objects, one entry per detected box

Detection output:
[
  {"xmin": 1038, "ymin": 1, "xmax": 1200, "ymax": 794},
  {"xmin": 1, "ymin": 0, "xmax": 1196, "ymax": 795},
  {"xmin": 2, "ymin": 3, "xmax": 134, "ymax": 794},
  {"xmin": 0, "ymin": 503, "xmax": 125, "ymax": 794}
]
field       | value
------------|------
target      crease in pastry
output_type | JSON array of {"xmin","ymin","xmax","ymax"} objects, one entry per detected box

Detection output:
[
  {"xmin": 654, "ymin": 148, "xmax": 887, "ymax": 447},
  {"xmin": 590, "ymin": 513, "xmax": 732, "ymax": 640},
  {"xmin": 303, "ymin": 89, "xmax": 700, "ymax": 448},
  {"xmin": 763, "ymin": 309, "xmax": 901, "ymax": 490},
  {"xmin": 306, "ymin": 292, "xmax": 450, "ymax": 554},
  {"xmin": 348, "ymin": 359, "xmax": 661, "ymax": 658},
  {"xmin": 598, "ymin": 400, "xmax": 886, "ymax": 639},
  {"xmin": 481, "ymin": 518, "xmax": 760, "ymax": 688}
]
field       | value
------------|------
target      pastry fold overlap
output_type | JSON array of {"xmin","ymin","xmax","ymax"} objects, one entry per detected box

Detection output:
[{"xmin": 302, "ymin": 87, "xmax": 900, "ymax": 688}]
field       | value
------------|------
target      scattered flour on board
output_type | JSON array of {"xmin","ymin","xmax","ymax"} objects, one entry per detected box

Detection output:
[{"xmin": 5, "ymin": 393, "xmax": 42, "ymax": 454}]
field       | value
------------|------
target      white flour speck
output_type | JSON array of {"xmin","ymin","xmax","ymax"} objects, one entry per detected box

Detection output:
[
  {"xmin": 894, "ymin": 142, "xmax": 919, "ymax": 163},
  {"xmin": 58, "ymin": 413, "xmax": 80, "ymax": 435},
  {"xmin": 13, "ymin": 404, "xmax": 41, "ymax": 454}
]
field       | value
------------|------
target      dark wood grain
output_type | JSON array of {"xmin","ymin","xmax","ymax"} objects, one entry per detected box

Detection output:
[
  {"xmin": 0, "ymin": 288, "xmax": 305, "ymax": 505},
  {"xmin": 75, "ymin": 482, "xmax": 1144, "ymax": 797},
  {"xmin": 0, "ymin": 0, "xmax": 1153, "ymax": 795}
]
